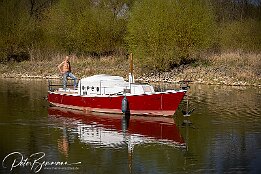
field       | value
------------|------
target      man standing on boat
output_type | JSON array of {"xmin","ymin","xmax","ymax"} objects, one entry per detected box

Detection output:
[{"xmin": 58, "ymin": 56, "xmax": 77, "ymax": 90}]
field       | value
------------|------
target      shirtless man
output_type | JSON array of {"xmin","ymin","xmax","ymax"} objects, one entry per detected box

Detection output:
[{"xmin": 58, "ymin": 56, "xmax": 77, "ymax": 90}]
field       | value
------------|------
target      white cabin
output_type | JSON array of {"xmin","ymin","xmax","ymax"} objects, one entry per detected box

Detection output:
[{"xmin": 78, "ymin": 74, "xmax": 154, "ymax": 96}]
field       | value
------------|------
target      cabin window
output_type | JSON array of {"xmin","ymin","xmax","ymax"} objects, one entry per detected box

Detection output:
[
  {"xmin": 97, "ymin": 87, "xmax": 99, "ymax": 92},
  {"xmin": 142, "ymin": 86, "xmax": 152, "ymax": 93}
]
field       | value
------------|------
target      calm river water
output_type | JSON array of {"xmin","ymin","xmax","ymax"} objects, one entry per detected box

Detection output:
[{"xmin": 0, "ymin": 78, "xmax": 261, "ymax": 174}]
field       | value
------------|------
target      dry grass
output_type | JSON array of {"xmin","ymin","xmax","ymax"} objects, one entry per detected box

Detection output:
[
  {"xmin": 138, "ymin": 53, "xmax": 261, "ymax": 86},
  {"xmin": 210, "ymin": 53, "xmax": 260, "ymax": 69},
  {"xmin": 0, "ymin": 55, "xmax": 132, "ymax": 79},
  {"xmin": 0, "ymin": 53, "xmax": 260, "ymax": 86},
  {"xmin": 207, "ymin": 53, "xmax": 261, "ymax": 81}
]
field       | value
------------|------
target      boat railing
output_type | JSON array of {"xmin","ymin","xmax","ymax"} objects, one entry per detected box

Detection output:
[
  {"xmin": 48, "ymin": 79, "xmax": 75, "ymax": 92},
  {"xmin": 49, "ymin": 78, "xmax": 153, "ymax": 95}
]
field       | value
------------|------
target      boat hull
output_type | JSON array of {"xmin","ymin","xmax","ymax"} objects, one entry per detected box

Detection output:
[{"xmin": 48, "ymin": 91, "xmax": 186, "ymax": 116}]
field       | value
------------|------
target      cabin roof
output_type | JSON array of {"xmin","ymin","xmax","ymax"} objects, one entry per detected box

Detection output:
[{"xmin": 80, "ymin": 74, "xmax": 125, "ymax": 83}]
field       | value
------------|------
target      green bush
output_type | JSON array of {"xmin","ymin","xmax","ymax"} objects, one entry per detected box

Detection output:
[
  {"xmin": 0, "ymin": 1, "xmax": 30, "ymax": 61},
  {"xmin": 44, "ymin": 0, "xmax": 127, "ymax": 56},
  {"xmin": 125, "ymin": 0, "xmax": 216, "ymax": 72},
  {"xmin": 0, "ymin": 0, "xmax": 51, "ymax": 61},
  {"xmin": 220, "ymin": 19, "xmax": 261, "ymax": 52}
]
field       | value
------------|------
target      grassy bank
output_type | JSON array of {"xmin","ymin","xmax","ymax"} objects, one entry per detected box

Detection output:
[
  {"xmin": 0, "ymin": 55, "xmax": 131, "ymax": 79},
  {"xmin": 0, "ymin": 53, "xmax": 260, "ymax": 87},
  {"xmin": 142, "ymin": 53, "xmax": 261, "ymax": 87}
]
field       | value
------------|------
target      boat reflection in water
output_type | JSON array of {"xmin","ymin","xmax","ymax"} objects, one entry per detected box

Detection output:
[{"xmin": 48, "ymin": 107, "xmax": 186, "ymax": 150}]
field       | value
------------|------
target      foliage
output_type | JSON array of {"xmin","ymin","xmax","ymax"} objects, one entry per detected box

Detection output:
[
  {"xmin": 0, "ymin": 0, "xmax": 261, "ymax": 73},
  {"xmin": 210, "ymin": 0, "xmax": 261, "ymax": 22},
  {"xmin": 220, "ymin": 19, "xmax": 261, "ymax": 52},
  {"xmin": 0, "ymin": 0, "xmax": 29, "ymax": 61},
  {"xmin": 0, "ymin": 0, "xmax": 56, "ymax": 61},
  {"xmin": 75, "ymin": 5, "xmax": 126, "ymax": 54},
  {"xmin": 125, "ymin": 0, "xmax": 216, "ymax": 71},
  {"xmin": 44, "ymin": 0, "xmax": 128, "ymax": 56}
]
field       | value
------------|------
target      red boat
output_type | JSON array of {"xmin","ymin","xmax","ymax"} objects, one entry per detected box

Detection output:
[
  {"xmin": 48, "ymin": 107, "xmax": 186, "ymax": 147},
  {"xmin": 48, "ymin": 74, "xmax": 186, "ymax": 116}
]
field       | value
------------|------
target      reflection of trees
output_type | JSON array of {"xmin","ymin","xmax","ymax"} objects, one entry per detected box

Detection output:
[
  {"xmin": 176, "ymin": 84, "xmax": 261, "ymax": 172},
  {"xmin": 0, "ymin": 78, "xmax": 50, "ymax": 161},
  {"xmin": 1, "ymin": 78, "xmax": 48, "ymax": 112},
  {"xmin": 189, "ymin": 85, "xmax": 261, "ymax": 125}
]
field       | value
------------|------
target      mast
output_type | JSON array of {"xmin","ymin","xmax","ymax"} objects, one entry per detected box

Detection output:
[{"xmin": 129, "ymin": 53, "xmax": 134, "ymax": 84}]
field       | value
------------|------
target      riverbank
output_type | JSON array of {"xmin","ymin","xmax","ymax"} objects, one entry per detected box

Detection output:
[
  {"xmin": 0, "ymin": 53, "xmax": 260, "ymax": 87},
  {"xmin": 140, "ymin": 53, "xmax": 261, "ymax": 87}
]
